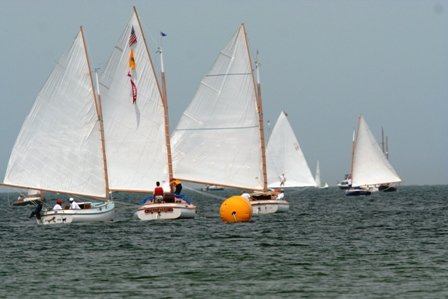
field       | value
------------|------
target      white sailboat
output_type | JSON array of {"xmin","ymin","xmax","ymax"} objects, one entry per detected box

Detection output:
[
  {"xmin": 3, "ymin": 28, "xmax": 114, "ymax": 224},
  {"xmin": 99, "ymin": 7, "xmax": 196, "ymax": 220},
  {"xmin": 314, "ymin": 160, "xmax": 329, "ymax": 189},
  {"xmin": 266, "ymin": 111, "xmax": 316, "ymax": 189},
  {"xmin": 346, "ymin": 114, "xmax": 402, "ymax": 196},
  {"xmin": 171, "ymin": 23, "xmax": 288, "ymax": 215}
]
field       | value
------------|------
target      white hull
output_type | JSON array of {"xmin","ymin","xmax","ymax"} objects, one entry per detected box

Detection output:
[
  {"xmin": 250, "ymin": 199, "xmax": 290, "ymax": 215},
  {"xmin": 38, "ymin": 201, "xmax": 115, "ymax": 225},
  {"xmin": 134, "ymin": 202, "xmax": 197, "ymax": 221}
]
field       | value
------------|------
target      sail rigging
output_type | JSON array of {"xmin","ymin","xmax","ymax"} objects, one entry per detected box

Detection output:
[
  {"xmin": 171, "ymin": 24, "xmax": 265, "ymax": 191},
  {"xmin": 3, "ymin": 29, "xmax": 108, "ymax": 199},
  {"xmin": 266, "ymin": 111, "xmax": 315, "ymax": 188},
  {"xmin": 99, "ymin": 8, "xmax": 170, "ymax": 192},
  {"xmin": 351, "ymin": 115, "xmax": 402, "ymax": 187}
]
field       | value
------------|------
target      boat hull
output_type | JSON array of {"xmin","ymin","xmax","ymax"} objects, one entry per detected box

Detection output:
[
  {"xmin": 134, "ymin": 203, "xmax": 197, "ymax": 221},
  {"xmin": 250, "ymin": 199, "xmax": 290, "ymax": 215},
  {"xmin": 38, "ymin": 201, "xmax": 115, "ymax": 225},
  {"xmin": 379, "ymin": 184, "xmax": 397, "ymax": 192},
  {"xmin": 201, "ymin": 185, "xmax": 224, "ymax": 191},
  {"xmin": 345, "ymin": 189, "xmax": 371, "ymax": 196}
]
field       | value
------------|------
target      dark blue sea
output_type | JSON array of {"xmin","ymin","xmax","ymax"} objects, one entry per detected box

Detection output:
[{"xmin": 1, "ymin": 185, "xmax": 448, "ymax": 298}]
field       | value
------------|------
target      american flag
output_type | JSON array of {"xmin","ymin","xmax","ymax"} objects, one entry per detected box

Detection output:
[{"xmin": 129, "ymin": 26, "xmax": 137, "ymax": 47}]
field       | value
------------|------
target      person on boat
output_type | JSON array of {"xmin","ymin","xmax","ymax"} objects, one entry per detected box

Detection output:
[
  {"xmin": 280, "ymin": 173, "xmax": 286, "ymax": 187},
  {"xmin": 53, "ymin": 199, "xmax": 63, "ymax": 211},
  {"xmin": 69, "ymin": 197, "xmax": 81, "ymax": 210},
  {"xmin": 170, "ymin": 178, "xmax": 182, "ymax": 195},
  {"xmin": 153, "ymin": 181, "xmax": 164, "ymax": 203},
  {"xmin": 29, "ymin": 201, "xmax": 43, "ymax": 219}
]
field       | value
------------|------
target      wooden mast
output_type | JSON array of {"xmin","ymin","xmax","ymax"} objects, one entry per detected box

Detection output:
[
  {"xmin": 242, "ymin": 23, "xmax": 268, "ymax": 192},
  {"xmin": 80, "ymin": 26, "xmax": 110, "ymax": 200},
  {"xmin": 158, "ymin": 30, "xmax": 174, "ymax": 181},
  {"xmin": 133, "ymin": 6, "xmax": 173, "ymax": 182}
]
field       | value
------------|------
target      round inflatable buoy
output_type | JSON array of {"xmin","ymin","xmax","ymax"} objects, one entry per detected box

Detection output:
[{"xmin": 219, "ymin": 196, "xmax": 252, "ymax": 223}]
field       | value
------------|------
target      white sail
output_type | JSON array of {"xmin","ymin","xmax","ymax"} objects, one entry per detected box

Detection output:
[
  {"xmin": 4, "ymin": 31, "xmax": 107, "ymax": 198},
  {"xmin": 351, "ymin": 115, "xmax": 402, "ymax": 187},
  {"xmin": 171, "ymin": 24, "xmax": 264, "ymax": 190},
  {"xmin": 99, "ymin": 11, "xmax": 169, "ymax": 192},
  {"xmin": 266, "ymin": 111, "xmax": 315, "ymax": 188},
  {"xmin": 315, "ymin": 160, "xmax": 321, "ymax": 188}
]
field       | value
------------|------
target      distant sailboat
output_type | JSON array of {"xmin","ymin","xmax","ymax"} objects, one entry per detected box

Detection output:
[
  {"xmin": 13, "ymin": 189, "xmax": 44, "ymax": 206},
  {"xmin": 266, "ymin": 111, "xmax": 316, "ymax": 188},
  {"xmin": 346, "ymin": 114, "xmax": 402, "ymax": 196},
  {"xmin": 99, "ymin": 7, "xmax": 196, "ymax": 220},
  {"xmin": 171, "ymin": 24, "xmax": 288, "ymax": 214},
  {"xmin": 3, "ymin": 28, "xmax": 114, "ymax": 224},
  {"xmin": 314, "ymin": 160, "xmax": 329, "ymax": 189}
]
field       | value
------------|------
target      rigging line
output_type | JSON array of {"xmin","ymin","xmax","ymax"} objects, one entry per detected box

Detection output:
[
  {"xmin": 176, "ymin": 125, "xmax": 258, "ymax": 132},
  {"xmin": 183, "ymin": 185, "xmax": 226, "ymax": 200},
  {"xmin": 205, "ymin": 72, "xmax": 251, "ymax": 77}
]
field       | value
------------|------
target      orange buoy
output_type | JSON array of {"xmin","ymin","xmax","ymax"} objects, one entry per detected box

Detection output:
[{"xmin": 219, "ymin": 196, "xmax": 252, "ymax": 223}]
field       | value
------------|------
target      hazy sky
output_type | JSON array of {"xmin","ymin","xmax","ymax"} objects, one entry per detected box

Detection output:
[{"xmin": 1, "ymin": 0, "xmax": 447, "ymax": 187}]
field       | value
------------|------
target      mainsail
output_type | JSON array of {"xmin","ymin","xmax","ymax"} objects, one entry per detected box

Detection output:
[
  {"xmin": 266, "ymin": 111, "xmax": 315, "ymax": 188},
  {"xmin": 351, "ymin": 115, "xmax": 402, "ymax": 187},
  {"xmin": 171, "ymin": 24, "xmax": 264, "ymax": 190},
  {"xmin": 4, "ymin": 30, "xmax": 107, "ymax": 199},
  {"xmin": 99, "ymin": 9, "xmax": 170, "ymax": 192}
]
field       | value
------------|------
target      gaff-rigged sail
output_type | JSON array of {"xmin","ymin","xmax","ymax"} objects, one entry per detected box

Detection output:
[
  {"xmin": 100, "ymin": 8, "xmax": 169, "ymax": 192},
  {"xmin": 4, "ymin": 30, "xmax": 107, "ymax": 199},
  {"xmin": 171, "ymin": 24, "xmax": 264, "ymax": 190}
]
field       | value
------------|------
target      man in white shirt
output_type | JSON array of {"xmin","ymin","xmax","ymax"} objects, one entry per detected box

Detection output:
[
  {"xmin": 69, "ymin": 197, "xmax": 81, "ymax": 210},
  {"xmin": 53, "ymin": 199, "xmax": 63, "ymax": 211},
  {"xmin": 279, "ymin": 173, "xmax": 286, "ymax": 187}
]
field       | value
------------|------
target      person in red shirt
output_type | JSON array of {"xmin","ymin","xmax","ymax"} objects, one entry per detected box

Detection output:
[{"xmin": 153, "ymin": 181, "xmax": 164, "ymax": 203}]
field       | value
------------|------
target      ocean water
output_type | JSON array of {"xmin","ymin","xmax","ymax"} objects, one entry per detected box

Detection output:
[{"xmin": 1, "ymin": 185, "xmax": 448, "ymax": 298}]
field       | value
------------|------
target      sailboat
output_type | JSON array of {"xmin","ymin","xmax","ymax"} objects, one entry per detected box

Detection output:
[
  {"xmin": 345, "ymin": 114, "xmax": 402, "ymax": 196},
  {"xmin": 171, "ymin": 23, "xmax": 287, "ymax": 215},
  {"xmin": 314, "ymin": 160, "xmax": 329, "ymax": 189},
  {"xmin": 13, "ymin": 189, "xmax": 44, "ymax": 206},
  {"xmin": 99, "ymin": 7, "xmax": 196, "ymax": 220},
  {"xmin": 2, "ymin": 28, "xmax": 114, "ymax": 224},
  {"xmin": 266, "ymin": 111, "xmax": 316, "ymax": 189}
]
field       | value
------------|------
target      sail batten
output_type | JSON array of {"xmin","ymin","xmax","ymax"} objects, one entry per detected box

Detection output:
[{"xmin": 4, "ymin": 31, "xmax": 107, "ymax": 198}]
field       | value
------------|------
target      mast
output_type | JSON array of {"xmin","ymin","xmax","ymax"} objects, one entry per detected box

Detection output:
[
  {"xmin": 133, "ymin": 6, "xmax": 173, "ymax": 181},
  {"xmin": 243, "ymin": 23, "xmax": 268, "ymax": 192},
  {"xmin": 385, "ymin": 136, "xmax": 389, "ymax": 160},
  {"xmin": 350, "ymin": 116, "xmax": 361, "ymax": 183},
  {"xmin": 158, "ymin": 34, "xmax": 174, "ymax": 181},
  {"xmin": 80, "ymin": 26, "xmax": 110, "ymax": 200}
]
